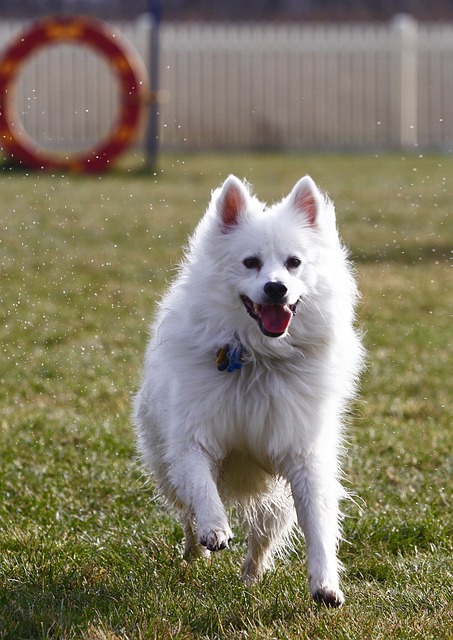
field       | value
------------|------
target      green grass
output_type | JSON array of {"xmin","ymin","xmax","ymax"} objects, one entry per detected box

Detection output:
[{"xmin": 0, "ymin": 152, "xmax": 452, "ymax": 639}]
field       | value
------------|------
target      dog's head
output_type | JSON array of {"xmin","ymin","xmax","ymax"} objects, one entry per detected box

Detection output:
[{"xmin": 204, "ymin": 174, "xmax": 338, "ymax": 339}]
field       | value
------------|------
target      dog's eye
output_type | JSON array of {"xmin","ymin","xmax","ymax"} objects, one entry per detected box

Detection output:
[
  {"xmin": 286, "ymin": 257, "xmax": 302, "ymax": 270},
  {"xmin": 243, "ymin": 256, "xmax": 262, "ymax": 270}
]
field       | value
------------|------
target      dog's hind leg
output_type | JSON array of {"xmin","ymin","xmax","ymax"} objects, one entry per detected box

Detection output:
[{"xmin": 241, "ymin": 486, "xmax": 296, "ymax": 585}]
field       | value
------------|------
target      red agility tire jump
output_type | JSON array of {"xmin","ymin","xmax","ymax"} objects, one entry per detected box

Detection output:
[{"xmin": 0, "ymin": 16, "xmax": 149, "ymax": 172}]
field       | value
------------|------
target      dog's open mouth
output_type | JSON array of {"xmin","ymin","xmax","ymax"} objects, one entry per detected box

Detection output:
[{"xmin": 240, "ymin": 295, "xmax": 298, "ymax": 337}]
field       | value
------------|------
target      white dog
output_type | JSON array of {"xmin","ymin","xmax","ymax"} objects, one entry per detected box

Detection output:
[{"xmin": 134, "ymin": 175, "xmax": 363, "ymax": 607}]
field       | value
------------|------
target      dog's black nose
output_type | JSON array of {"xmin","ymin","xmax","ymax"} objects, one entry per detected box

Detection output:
[{"xmin": 264, "ymin": 281, "xmax": 288, "ymax": 302}]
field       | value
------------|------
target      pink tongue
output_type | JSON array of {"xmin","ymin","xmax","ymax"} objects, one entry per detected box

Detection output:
[{"xmin": 260, "ymin": 304, "xmax": 292, "ymax": 334}]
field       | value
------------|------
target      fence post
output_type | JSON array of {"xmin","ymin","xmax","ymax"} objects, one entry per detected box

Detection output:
[
  {"xmin": 145, "ymin": 0, "xmax": 162, "ymax": 168},
  {"xmin": 393, "ymin": 14, "xmax": 418, "ymax": 149}
]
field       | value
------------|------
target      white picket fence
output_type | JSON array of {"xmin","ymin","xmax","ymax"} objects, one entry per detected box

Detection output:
[{"xmin": 1, "ymin": 15, "xmax": 453, "ymax": 153}]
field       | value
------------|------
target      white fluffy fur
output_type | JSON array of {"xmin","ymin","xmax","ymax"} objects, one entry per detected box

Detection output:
[{"xmin": 133, "ymin": 175, "xmax": 364, "ymax": 607}]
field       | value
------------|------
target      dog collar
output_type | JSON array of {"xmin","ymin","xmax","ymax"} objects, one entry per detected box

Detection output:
[{"xmin": 216, "ymin": 344, "xmax": 245, "ymax": 373}]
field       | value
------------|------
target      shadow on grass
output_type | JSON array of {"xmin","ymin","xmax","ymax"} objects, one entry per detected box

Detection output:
[
  {"xmin": 0, "ymin": 564, "xmax": 309, "ymax": 638},
  {"xmin": 0, "ymin": 580, "xmax": 118, "ymax": 638},
  {"xmin": 0, "ymin": 157, "xmax": 157, "ymax": 177}
]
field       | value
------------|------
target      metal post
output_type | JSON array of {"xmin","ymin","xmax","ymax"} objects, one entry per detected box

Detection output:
[{"xmin": 145, "ymin": 0, "xmax": 162, "ymax": 168}]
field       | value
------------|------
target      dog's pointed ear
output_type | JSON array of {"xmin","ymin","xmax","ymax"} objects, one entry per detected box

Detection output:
[
  {"xmin": 289, "ymin": 176, "xmax": 322, "ymax": 226},
  {"xmin": 217, "ymin": 175, "xmax": 248, "ymax": 232}
]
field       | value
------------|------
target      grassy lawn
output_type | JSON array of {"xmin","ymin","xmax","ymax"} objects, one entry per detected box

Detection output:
[{"xmin": 0, "ymin": 152, "xmax": 452, "ymax": 639}]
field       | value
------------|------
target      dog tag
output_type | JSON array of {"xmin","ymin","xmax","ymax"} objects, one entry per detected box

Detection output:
[
  {"xmin": 216, "ymin": 345, "xmax": 244, "ymax": 373},
  {"xmin": 216, "ymin": 346, "xmax": 230, "ymax": 371}
]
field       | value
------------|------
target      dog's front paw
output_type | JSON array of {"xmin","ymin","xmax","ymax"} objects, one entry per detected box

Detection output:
[
  {"xmin": 312, "ymin": 586, "xmax": 345, "ymax": 608},
  {"xmin": 199, "ymin": 527, "xmax": 233, "ymax": 552}
]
